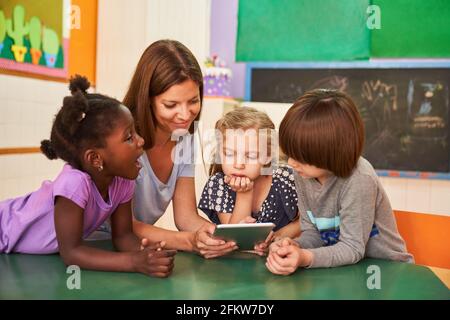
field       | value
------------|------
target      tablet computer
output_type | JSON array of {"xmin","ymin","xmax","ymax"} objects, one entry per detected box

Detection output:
[{"xmin": 213, "ymin": 223, "xmax": 275, "ymax": 250}]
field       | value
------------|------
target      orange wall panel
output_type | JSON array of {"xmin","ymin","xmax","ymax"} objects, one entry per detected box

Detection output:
[
  {"xmin": 394, "ymin": 210, "xmax": 450, "ymax": 269},
  {"xmin": 69, "ymin": 0, "xmax": 97, "ymax": 84}
]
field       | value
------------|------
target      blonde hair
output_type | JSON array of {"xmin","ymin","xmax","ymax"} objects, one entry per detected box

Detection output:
[{"xmin": 209, "ymin": 107, "xmax": 275, "ymax": 175}]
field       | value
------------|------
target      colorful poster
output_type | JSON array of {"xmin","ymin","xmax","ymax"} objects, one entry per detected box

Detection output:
[{"xmin": 0, "ymin": 0, "xmax": 70, "ymax": 78}]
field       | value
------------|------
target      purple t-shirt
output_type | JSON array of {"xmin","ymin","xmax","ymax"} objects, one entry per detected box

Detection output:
[{"xmin": 0, "ymin": 164, "xmax": 134, "ymax": 254}]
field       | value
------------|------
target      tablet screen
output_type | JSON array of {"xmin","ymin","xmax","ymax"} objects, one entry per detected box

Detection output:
[{"xmin": 213, "ymin": 223, "xmax": 275, "ymax": 250}]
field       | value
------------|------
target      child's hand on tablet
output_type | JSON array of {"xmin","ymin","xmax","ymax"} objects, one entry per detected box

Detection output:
[{"xmin": 253, "ymin": 231, "xmax": 275, "ymax": 256}]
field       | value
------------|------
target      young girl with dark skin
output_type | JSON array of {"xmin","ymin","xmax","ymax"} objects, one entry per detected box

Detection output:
[{"xmin": 0, "ymin": 76, "xmax": 175, "ymax": 277}]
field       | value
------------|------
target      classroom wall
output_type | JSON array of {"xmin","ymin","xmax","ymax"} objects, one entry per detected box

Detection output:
[
  {"xmin": 95, "ymin": 0, "xmax": 148, "ymax": 100},
  {"xmin": 0, "ymin": 0, "xmax": 97, "ymax": 201},
  {"xmin": 210, "ymin": 0, "xmax": 245, "ymax": 99},
  {"xmin": 69, "ymin": 0, "xmax": 97, "ymax": 84},
  {"xmin": 0, "ymin": 75, "xmax": 65, "ymax": 200},
  {"xmin": 96, "ymin": 0, "xmax": 211, "ymax": 100}
]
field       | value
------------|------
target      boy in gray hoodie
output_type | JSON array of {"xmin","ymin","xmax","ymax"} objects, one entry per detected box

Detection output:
[{"xmin": 266, "ymin": 89, "xmax": 413, "ymax": 275}]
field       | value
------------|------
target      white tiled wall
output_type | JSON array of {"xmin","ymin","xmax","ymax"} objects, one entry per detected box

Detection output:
[
  {"xmin": 381, "ymin": 177, "xmax": 450, "ymax": 216},
  {"xmin": 96, "ymin": 0, "xmax": 211, "ymax": 101},
  {"xmin": 145, "ymin": 0, "xmax": 210, "ymax": 67},
  {"xmin": 0, "ymin": 74, "xmax": 66, "ymax": 201},
  {"xmin": 96, "ymin": 0, "xmax": 149, "ymax": 100},
  {"xmin": 0, "ymin": 75, "xmax": 67, "ymax": 148},
  {"xmin": 0, "ymin": 154, "xmax": 64, "ymax": 201}
]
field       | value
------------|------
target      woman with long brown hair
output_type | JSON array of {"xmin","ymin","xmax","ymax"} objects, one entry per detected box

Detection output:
[{"xmin": 123, "ymin": 40, "xmax": 236, "ymax": 258}]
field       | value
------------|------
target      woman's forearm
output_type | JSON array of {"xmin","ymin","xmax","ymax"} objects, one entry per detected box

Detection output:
[
  {"xmin": 172, "ymin": 177, "xmax": 209, "ymax": 232},
  {"xmin": 175, "ymin": 211, "xmax": 210, "ymax": 232},
  {"xmin": 132, "ymin": 219, "xmax": 195, "ymax": 251}
]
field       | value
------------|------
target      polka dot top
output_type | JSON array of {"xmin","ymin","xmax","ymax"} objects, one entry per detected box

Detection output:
[{"xmin": 198, "ymin": 165, "xmax": 298, "ymax": 231}]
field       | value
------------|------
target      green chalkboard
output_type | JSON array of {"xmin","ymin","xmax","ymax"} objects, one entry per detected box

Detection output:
[
  {"xmin": 236, "ymin": 0, "xmax": 370, "ymax": 62},
  {"xmin": 371, "ymin": 0, "xmax": 450, "ymax": 58}
]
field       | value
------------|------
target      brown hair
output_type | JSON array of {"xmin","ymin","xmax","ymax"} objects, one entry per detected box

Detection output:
[
  {"xmin": 279, "ymin": 89, "xmax": 365, "ymax": 178},
  {"xmin": 209, "ymin": 107, "xmax": 275, "ymax": 175},
  {"xmin": 123, "ymin": 39, "xmax": 203, "ymax": 149}
]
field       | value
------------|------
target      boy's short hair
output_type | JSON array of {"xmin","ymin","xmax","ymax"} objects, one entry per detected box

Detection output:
[{"xmin": 279, "ymin": 89, "xmax": 365, "ymax": 178}]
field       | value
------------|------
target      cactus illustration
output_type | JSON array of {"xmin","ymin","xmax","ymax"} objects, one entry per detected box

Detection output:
[
  {"xmin": 29, "ymin": 17, "xmax": 41, "ymax": 49},
  {"xmin": 6, "ymin": 5, "xmax": 29, "ymax": 62},
  {"xmin": 0, "ymin": 10, "xmax": 6, "ymax": 55},
  {"xmin": 29, "ymin": 16, "xmax": 42, "ymax": 65},
  {"xmin": 42, "ymin": 27, "xmax": 59, "ymax": 67},
  {"xmin": 43, "ymin": 27, "xmax": 59, "ymax": 54},
  {"xmin": 6, "ymin": 5, "xmax": 29, "ymax": 47}
]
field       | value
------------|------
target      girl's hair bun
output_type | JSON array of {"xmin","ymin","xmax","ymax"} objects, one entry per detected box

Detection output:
[
  {"xmin": 69, "ymin": 74, "xmax": 90, "ymax": 95},
  {"xmin": 40, "ymin": 139, "xmax": 58, "ymax": 160}
]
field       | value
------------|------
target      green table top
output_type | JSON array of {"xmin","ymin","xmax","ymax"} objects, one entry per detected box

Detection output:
[{"xmin": 1, "ymin": 241, "xmax": 448, "ymax": 300}]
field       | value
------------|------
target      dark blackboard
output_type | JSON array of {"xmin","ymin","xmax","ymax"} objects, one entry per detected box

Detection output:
[{"xmin": 250, "ymin": 67, "xmax": 450, "ymax": 173}]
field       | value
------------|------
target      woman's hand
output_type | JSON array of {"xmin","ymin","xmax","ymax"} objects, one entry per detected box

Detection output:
[
  {"xmin": 132, "ymin": 240, "xmax": 176, "ymax": 277},
  {"xmin": 192, "ymin": 223, "xmax": 238, "ymax": 259},
  {"xmin": 224, "ymin": 175, "xmax": 254, "ymax": 193}
]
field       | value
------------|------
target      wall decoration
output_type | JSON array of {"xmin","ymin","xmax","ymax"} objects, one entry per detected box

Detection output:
[{"xmin": 0, "ymin": 0, "xmax": 70, "ymax": 78}]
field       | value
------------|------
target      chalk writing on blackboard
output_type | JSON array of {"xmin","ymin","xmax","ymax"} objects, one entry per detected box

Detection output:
[{"xmin": 250, "ymin": 68, "xmax": 450, "ymax": 173}]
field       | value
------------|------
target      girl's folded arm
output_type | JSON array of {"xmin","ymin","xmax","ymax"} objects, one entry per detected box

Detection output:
[
  {"xmin": 110, "ymin": 200, "xmax": 142, "ymax": 252},
  {"xmin": 54, "ymin": 196, "xmax": 137, "ymax": 272},
  {"xmin": 227, "ymin": 191, "xmax": 253, "ymax": 224}
]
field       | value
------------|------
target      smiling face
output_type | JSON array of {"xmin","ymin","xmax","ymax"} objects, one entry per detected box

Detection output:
[
  {"xmin": 220, "ymin": 128, "xmax": 271, "ymax": 180},
  {"xmin": 100, "ymin": 106, "xmax": 145, "ymax": 179},
  {"xmin": 153, "ymin": 79, "xmax": 201, "ymax": 135}
]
